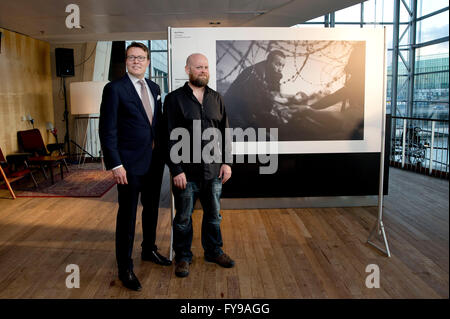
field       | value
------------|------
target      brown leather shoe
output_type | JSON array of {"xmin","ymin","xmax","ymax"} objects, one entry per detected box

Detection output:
[
  {"xmin": 175, "ymin": 261, "xmax": 190, "ymax": 278},
  {"xmin": 205, "ymin": 253, "xmax": 235, "ymax": 268}
]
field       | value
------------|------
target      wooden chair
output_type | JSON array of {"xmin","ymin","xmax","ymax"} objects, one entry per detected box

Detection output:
[
  {"xmin": 17, "ymin": 129, "xmax": 65, "ymax": 157},
  {"xmin": 17, "ymin": 129, "xmax": 69, "ymax": 177},
  {"xmin": 0, "ymin": 146, "xmax": 38, "ymax": 199}
]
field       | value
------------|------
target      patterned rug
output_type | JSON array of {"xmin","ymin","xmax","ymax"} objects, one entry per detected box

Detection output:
[{"xmin": 13, "ymin": 165, "xmax": 116, "ymax": 198}]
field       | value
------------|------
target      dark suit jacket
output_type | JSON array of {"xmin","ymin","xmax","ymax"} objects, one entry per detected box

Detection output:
[{"xmin": 99, "ymin": 74, "xmax": 165, "ymax": 175}]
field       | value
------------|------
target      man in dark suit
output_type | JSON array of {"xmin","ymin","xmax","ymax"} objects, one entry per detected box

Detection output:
[{"xmin": 99, "ymin": 42, "xmax": 171, "ymax": 292}]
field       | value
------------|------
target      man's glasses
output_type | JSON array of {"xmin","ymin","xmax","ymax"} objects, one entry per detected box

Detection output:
[{"xmin": 127, "ymin": 55, "xmax": 147, "ymax": 62}]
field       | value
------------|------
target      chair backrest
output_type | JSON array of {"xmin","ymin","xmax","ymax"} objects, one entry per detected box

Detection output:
[
  {"xmin": 17, "ymin": 129, "xmax": 47, "ymax": 155},
  {"xmin": 0, "ymin": 146, "xmax": 6, "ymax": 163}
]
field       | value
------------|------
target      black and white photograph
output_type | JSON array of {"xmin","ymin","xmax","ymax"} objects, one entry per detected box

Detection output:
[{"xmin": 217, "ymin": 40, "xmax": 366, "ymax": 141}]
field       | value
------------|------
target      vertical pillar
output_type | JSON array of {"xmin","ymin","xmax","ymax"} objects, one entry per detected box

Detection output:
[
  {"xmin": 391, "ymin": 0, "xmax": 400, "ymax": 117},
  {"xmin": 406, "ymin": 0, "xmax": 417, "ymax": 117}
]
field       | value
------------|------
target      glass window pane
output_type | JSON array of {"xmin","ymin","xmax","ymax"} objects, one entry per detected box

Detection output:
[
  {"xmin": 335, "ymin": 4, "xmax": 361, "ymax": 22},
  {"xmin": 414, "ymin": 72, "xmax": 449, "ymax": 98},
  {"xmin": 363, "ymin": 0, "xmax": 376, "ymax": 22},
  {"xmin": 306, "ymin": 16, "xmax": 325, "ymax": 23},
  {"xmin": 397, "ymin": 75, "xmax": 409, "ymax": 108},
  {"xmin": 364, "ymin": 0, "xmax": 394, "ymax": 23},
  {"xmin": 416, "ymin": 44, "xmax": 449, "ymax": 73},
  {"xmin": 400, "ymin": 1, "xmax": 411, "ymax": 23},
  {"xmin": 387, "ymin": 50, "xmax": 393, "ymax": 70},
  {"xmin": 152, "ymin": 77, "xmax": 169, "ymax": 101},
  {"xmin": 381, "ymin": 0, "xmax": 394, "ymax": 23},
  {"xmin": 292, "ymin": 16, "xmax": 325, "ymax": 27},
  {"xmin": 399, "ymin": 24, "xmax": 410, "ymax": 46},
  {"xmin": 413, "ymin": 42, "xmax": 449, "ymax": 119},
  {"xmin": 395, "ymin": 101, "xmax": 408, "ymax": 116},
  {"xmin": 416, "ymin": 11, "xmax": 449, "ymax": 44},
  {"xmin": 397, "ymin": 52, "xmax": 411, "ymax": 75},
  {"xmin": 334, "ymin": 23, "xmax": 361, "ymax": 28},
  {"xmin": 125, "ymin": 40, "xmax": 149, "ymax": 49},
  {"xmin": 384, "ymin": 24, "xmax": 394, "ymax": 49},
  {"xmin": 417, "ymin": 0, "xmax": 449, "ymax": 18},
  {"xmin": 291, "ymin": 23, "xmax": 326, "ymax": 28},
  {"xmin": 150, "ymin": 51, "xmax": 168, "ymax": 78},
  {"xmin": 150, "ymin": 40, "xmax": 167, "ymax": 51},
  {"xmin": 412, "ymin": 101, "xmax": 449, "ymax": 119}
]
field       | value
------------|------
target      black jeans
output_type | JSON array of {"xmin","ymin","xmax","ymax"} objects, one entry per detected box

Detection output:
[{"xmin": 172, "ymin": 177, "xmax": 223, "ymax": 263}]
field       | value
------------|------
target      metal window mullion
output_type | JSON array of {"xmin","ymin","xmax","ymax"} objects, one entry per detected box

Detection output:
[
  {"xmin": 398, "ymin": 23, "xmax": 410, "ymax": 43},
  {"xmin": 360, "ymin": 2, "xmax": 364, "ymax": 28},
  {"xmin": 401, "ymin": 0, "xmax": 412, "ymax": 16},
  {"xmin": 414, "ymin": 36, "xmax": 450, "ymax": 49},
  {"xmin": 416, "ymin": 6, "xmax": 449, "ymax": 22},
  {"xmin": 414, "ymin": 69, "xmax": 450, "ymax": 76},
  {"xmin": 398, "ymin": 51, "xmax": 410, "ymax": 71},
  {"xmin": 330, "ymin": 12, "xmax": 335, "ymax": 27},
  {"xmin": 391, "ymin": 0, "xmax": 401, "ymax": 117},
  {"xmin": 406, "ymin": 0, "xmax": 417, "ymax": 118}
]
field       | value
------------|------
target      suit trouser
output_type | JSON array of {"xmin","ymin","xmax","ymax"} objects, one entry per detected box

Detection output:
[{"xmin": 115, "ymin": 161, "xmax": 164, "ymax": 273}]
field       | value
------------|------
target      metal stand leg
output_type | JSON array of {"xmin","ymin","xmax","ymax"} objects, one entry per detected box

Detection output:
[
  {"xmin": 169, "ymin": 180, "xmax": 175, "ymax": 262},
  {"xmin": 367, "ymin": 217, "xmax": 391, "ymax": 257},
  {"xmin": 367, "ymin": 27, "xmax": 391, "ymax": 258}
]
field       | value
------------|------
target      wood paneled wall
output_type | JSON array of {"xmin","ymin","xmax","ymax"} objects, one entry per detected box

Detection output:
[{"xmin": 0, "ymin": 28, "xmax": 54, "ymax": 155}]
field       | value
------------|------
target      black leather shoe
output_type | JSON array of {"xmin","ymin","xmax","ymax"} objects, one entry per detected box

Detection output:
[
  {"xmin": 141, "ymin": 250, "xmax": 172, "ymax": 266},
  {"xmin": 118, "ymin": 270, "xmax": 142, "ymax": 291}
]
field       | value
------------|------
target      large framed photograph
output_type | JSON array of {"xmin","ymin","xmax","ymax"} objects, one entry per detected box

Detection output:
[{"xmin": 169, "ymin": 27, "xmax": 386, "ymax": 154}]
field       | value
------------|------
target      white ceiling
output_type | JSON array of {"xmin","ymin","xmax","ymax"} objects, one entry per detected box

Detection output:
[{"xmin": 0, "ymin": 0, "xmax": 364, "ymax": 43}]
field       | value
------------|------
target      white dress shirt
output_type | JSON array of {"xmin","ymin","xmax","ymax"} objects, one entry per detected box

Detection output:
[{"xmin": 127, "ymin": 72, "xmax": 155, "ymax": 118}]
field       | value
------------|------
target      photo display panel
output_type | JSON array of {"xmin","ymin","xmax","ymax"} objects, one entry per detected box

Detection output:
[{"xmin": 169, "ymin": 27, "xmax": 386, "ymax": 155}]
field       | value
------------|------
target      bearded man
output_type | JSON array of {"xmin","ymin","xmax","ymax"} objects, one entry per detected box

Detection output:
[{"xmin": 164, "ymin": 53, "xmax": 234, "ymax": 278}]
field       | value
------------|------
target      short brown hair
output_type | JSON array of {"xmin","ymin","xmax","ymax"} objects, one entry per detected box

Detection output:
[{"xmin": 125, "ymin": 42, "xmax": 150, "ymax": 60}]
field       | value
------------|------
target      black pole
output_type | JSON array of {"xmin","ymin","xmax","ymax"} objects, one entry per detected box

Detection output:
[{"xmin": 63, "ymin": 77, "xmax": 71, "ymax": 158}]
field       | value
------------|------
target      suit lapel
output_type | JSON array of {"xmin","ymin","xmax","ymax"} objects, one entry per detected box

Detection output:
[{"xmin": 123, "ymin": 75, "xmax": 151, "ymax": 125}]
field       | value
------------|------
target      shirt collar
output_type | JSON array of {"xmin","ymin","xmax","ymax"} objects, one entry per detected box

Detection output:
[
  {"xmin": 183, "ymin": 81, "xmax": 210, "ymax": 95},
  {"xmin": 127, "ymin": 72, "xmax": 146, "ymax": 85}
]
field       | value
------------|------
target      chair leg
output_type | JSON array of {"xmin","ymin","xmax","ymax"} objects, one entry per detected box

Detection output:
[
  {"xmin": 30, "ymin": 171, "xmax": 38, "ymax": 188},
  {"xmin": 24, "ymin": 160, "xmax": 39, "ymax": 188},
  {"xmin": 57, "ymin": 150, "xmax": 70, "ymax": 172},
  {"xmin": 0, "ymin": 166, "xmax": 16, "ymax": 199},
  {"xmin": 41, "ymin": 165, "xmax": 48, "ymax": 179},
  {"xmin": 63, "ymin": 158, "xmax": 69, "ymax": 172}
]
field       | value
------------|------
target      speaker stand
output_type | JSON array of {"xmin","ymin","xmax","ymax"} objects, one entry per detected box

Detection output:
[{"xmin": 62, "ymin": 77, "xmax": 71, "ymax": 159}]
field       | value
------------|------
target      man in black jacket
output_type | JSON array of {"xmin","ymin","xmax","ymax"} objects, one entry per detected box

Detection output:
[
  {"xmin": 165, "ymin": 53, "xmax": 234, "ymax": 278},
  {"xmin": 99, "ymin": 42, "xmax": 171, "ymax": 291}
]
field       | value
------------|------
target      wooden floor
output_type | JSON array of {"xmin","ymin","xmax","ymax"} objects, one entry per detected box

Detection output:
[{"xmin": 0, "ymin": 167, "xmax": 448, "ymax": 299}]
